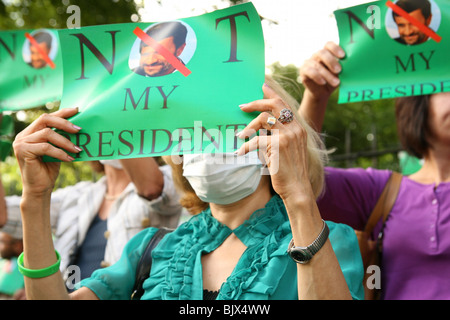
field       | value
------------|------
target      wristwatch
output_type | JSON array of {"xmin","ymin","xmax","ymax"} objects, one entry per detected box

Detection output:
[{"xmin": 287, "ymin": 220, "xmax": 330, "ymax": 264}]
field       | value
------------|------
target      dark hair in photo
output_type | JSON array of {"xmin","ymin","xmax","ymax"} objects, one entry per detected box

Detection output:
[
  {"xmin": 31, "ymin": 31, "xmax": 52, "ymax": 49},
  {"xmin": 139, "ymin": 21, "xmax": 188, "ymax": 52},
  {"xmin": 395, "ymin": 95, "xmax": 431, "ymax": 159},
  {"xmin": 393, "ymin": 0, "xmax": 432, "ymax": 20}
]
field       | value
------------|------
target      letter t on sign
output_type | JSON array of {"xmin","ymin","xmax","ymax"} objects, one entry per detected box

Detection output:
[{"xmin": 216, "ymin": 11, "xmax": 250, "ymax": 63}]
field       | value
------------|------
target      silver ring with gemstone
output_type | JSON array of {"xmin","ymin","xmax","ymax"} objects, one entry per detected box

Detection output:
[{"xmin": 278, "ymin": 108, "xmax": 294, "ymax": 124}]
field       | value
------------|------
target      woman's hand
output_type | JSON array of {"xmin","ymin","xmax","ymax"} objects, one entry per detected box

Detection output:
[
  {"xmin": 13, "ymin": 108, "xmax": 82, "ymax": 198},
  {"xmin": 237, "ymin": 83, "xmax": 353, "ymax": 300},
  {"xmin": 298, "ymin": 42, "xmax": 345, "ymax": 132},
  {"xmin": 299, "ymin": 41, "xmax": 345, "ymax": 100},
  {"xmin": 236, "ymin": 84, "xmax": 313, "ymax": 202}
]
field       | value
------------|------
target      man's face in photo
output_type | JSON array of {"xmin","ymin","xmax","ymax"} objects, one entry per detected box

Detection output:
[
  {"xmin": 30, "ymin": 41, "xmax": 50, "ymax": 69},
  {"xmin": 139, "ymin": 36, "xmax": 186, "ymax": 77},
  {"xmin": 394, "ymin": 9, "xmax": 432, "ymax": 45}
]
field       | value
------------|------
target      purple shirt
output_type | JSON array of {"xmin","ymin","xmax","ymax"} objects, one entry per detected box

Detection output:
[{"xmin": 317, "ymin": 167, "xmax": 450, "ymax": 300}]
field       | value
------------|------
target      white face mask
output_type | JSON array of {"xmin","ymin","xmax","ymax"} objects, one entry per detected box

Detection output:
[
  {"xmin": 99, "ymin": 159, "xmax": 123, "ymax": 169},
  {"xmin": 182, "ymin": 152, "xmax": 262, "ymax": 205}
]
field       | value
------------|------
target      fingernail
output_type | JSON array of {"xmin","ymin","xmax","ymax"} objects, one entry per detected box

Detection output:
[
  {"xmin": 73, "ymin": 124, "xmax": 82, "ymax": 130},
  {"xmin": 74, "ymin": 145, "xmax": 82, "ymax": 152},
  {"xmin": 67, "ymin": 155, "xmax": 75, "ymax": 161},
  {"xmin": 239, "ymin": 104, "xmax": 248, "ymax": 109},
  {"xmin": 235, "ymin": 130, "xmax": 245, "ymax": 139},
  {"xmin": 331, "ymin": 77, "xmax": 340, "ymax": 86}
]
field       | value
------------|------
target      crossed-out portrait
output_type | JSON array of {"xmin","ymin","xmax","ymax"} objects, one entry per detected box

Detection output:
[{"xmin": 129, "ymin": 20, "xmax": 197, "ymax": 77}]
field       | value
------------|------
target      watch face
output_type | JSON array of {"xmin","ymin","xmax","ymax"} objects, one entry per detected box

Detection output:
[{"xmin": 290, "ymin": 248, "xmax": 312, "ymax": 263}]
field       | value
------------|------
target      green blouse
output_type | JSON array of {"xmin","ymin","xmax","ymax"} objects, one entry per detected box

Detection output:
[{"xmin": 79, "ymin": 196, "xmax": 364, "ymax": 300}]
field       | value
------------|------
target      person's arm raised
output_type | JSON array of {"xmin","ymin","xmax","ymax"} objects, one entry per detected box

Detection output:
[
  {"xmin": 13, "ymin": 108, "xmax": 96, "ymax": 300},
  {"xmin": 237, "ymin": 84, "xmax": 352, "ymax": 299},
  {"xmin": 298, "ymin": 42, "xmax": 345, "ymax": 132}
]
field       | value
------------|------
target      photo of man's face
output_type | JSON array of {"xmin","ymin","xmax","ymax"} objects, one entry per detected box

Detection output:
[
  {"xmin": 394, "ymin": 8, "xmax": 432, "ymax": 45},
  {"xmin": 26, "ymin": 31, "xmax": 53, "ymax": 69},
  {"xmin": 139, "ymin": 36, "xmax": 186, "ymax": 77},
  {"xmin": 30, "ymin": 41, "xmax": 51, "ymax": 69},
  {"xmin": 132, "ymin": 21, "xmax": 189, "ymax": 78},
  {"xmin": 391, "ymin": 0, "xmax": 433, "ymax": 45}
]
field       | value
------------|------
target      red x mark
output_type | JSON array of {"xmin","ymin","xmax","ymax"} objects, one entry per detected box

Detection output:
[
  {"xmin": 386, "ymin": 0, "xmax": 442, "ymax": 43},
  {"xmin": 25, "ymin": 33, "xmax": 56, "ymax": 69},
  {"xmin": 133, "ymin": 26, "xmax": 191, "ymax": 77}
]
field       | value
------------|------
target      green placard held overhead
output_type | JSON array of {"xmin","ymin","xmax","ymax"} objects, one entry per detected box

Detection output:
[
  {"xmin": 335, "ymin": 0, "xmax": 450, "ymax": 103},
  {"xmin": 55, "ymin": 2, "xmax": 265, "ymax": 162},
  {"xmin": 0, "ymin": 28, "xmax": 63, "ymax": 111}
]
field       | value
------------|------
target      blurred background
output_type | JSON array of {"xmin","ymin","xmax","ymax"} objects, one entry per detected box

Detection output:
[{"xmin": 0, "ymin": 0, "xmax": 414, "ymax": 196}]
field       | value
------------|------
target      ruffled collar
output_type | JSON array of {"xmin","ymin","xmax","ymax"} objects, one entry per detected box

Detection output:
[
  {"xmin": 192, "ymin": 195, "xmax": 289, "ymax": 246},
  {"xmin": 143, "ymin": 195, "xmax": 293, "ymax": 300},
  {"xmin": 231, "ymin": 195, "xmax": 289, "ymax": 246}
]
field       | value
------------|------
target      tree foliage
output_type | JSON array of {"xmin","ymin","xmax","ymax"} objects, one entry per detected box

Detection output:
[{"xmin": 0, "ymin": 0, "xmax": 141, "ymax": 29}]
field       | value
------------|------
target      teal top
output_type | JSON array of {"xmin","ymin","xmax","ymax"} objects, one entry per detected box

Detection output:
[
  {"xmin": 79, "ymin": 196, "xmax": 364, "ymax": 300},
  {"xmin": 0, "ymin": 257, "xmax": 24, "ymax": 296}
]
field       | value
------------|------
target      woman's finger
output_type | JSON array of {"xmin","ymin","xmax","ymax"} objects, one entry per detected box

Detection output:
[
  {"xmin": 313, "ymin": 47, "xmax": 342, "ymax": 74},
  {"xmin": 240, "ymin": 91, "xmax": 297, "ymax": 127},
  {"xmin": 299, "ymin": 42, "xmax": 344, "ymax": 88},
  {"xmin": 22, "ymin": 127, "xmax": 81, "ymax": 154},
  {"xmin": 235, "ymin": 131, "xmax": 282, "ymax": 175},
  {"xmin": 239, "ymin": 98, "xmax": 283, "ymax": 116},
  {"xmin": 324, "ymin": 41, "xmax": 346, "ymax": 60},
  {"xmin": 236, "ymin": 111, "xmax": 284, "ymax": 139},
  {"xmin": 19, "ymin": 142, "xmax": 77, "ymax": 162},
  {"xmin": 14, "ymin": 108, "xmax": 82, "ymax": 162},
  {"xmin": 239, "ymin": 82, "xmax": 288, "ymax": 112},
  {"xmin": 301, "ymin": 58, "xmax": 340, "ymax": 87},
  {"xmin": 19, "ymin": 108, "xmax": 81, "ymax": 137},
  {"xmin": 14, "ymin": 131, "xmax": 81, "ymax": 163}
]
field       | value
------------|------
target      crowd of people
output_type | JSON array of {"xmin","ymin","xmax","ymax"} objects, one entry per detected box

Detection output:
[{"xmin": 0, "ymin": 0, "xmax": 449, "ymax": 300}]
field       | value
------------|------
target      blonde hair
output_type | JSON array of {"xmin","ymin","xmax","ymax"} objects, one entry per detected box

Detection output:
[
  {"xmin": 163, "ymin": 75, "xmax": 328, "ymax": 214},
  {"xmin": 264, "ymin": 75, "xmax": 328, "ymax": 199},
  {"xmin": 162, "ymin": 155, "xmax": 209, "ymax": 215}
]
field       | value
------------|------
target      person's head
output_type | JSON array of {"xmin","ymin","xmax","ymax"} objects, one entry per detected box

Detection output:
[
  {"xmin": 29, "ymin": 31, "xmax": 52, "ymax": 69},
  {"xmin": 0, "ymin": 232, "xmax": 23, "ymax": 259},
  {"xmin": 392, "ymin": 0, "xmax": 432, "ymax": 45},
  {"xmin": 163, "ymin": 76, "xmax": 328, "ymax": 214},
  {"xmin": 139, "ymin": 21, "xmax": 187, "ymax": 77},
  {"xmin": 395, "ymin": 92, "xmax": 450, "ymax": 159}
]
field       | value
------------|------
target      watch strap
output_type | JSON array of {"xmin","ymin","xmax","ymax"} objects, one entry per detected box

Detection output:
[{"xmin": 287, "ymin": 220, "xmax": 330, "ymax": 264}]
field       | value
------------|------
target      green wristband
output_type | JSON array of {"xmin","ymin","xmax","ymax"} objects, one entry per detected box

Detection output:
[{"xmin": 17, "ymin": 251, "xmax": 61, "ymax": 279}]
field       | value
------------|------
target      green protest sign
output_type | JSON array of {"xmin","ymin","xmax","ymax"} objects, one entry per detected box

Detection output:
[
  {"xmin": 55, "ymin": 2, "xmax": 264, "ymax": 162},
  {"xmin": 0, "ymin": 29, "xmax": 62, "ymax": 111},
  {"xmin": 335, "ymin": 0, "xmax": 450, "ymax": 103}
]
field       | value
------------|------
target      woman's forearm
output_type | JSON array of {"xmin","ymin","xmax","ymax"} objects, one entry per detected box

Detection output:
[
  {"xmin": 283, "ymin": 195, "xmax": 352, "ymax": 300},
  {"xmin": 20, "ymin": 193, "xmax": 70, "ymax": 300},
  {"xmin": 298, "ymin": 89, "xmax": 329, "ymax": 132}
]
